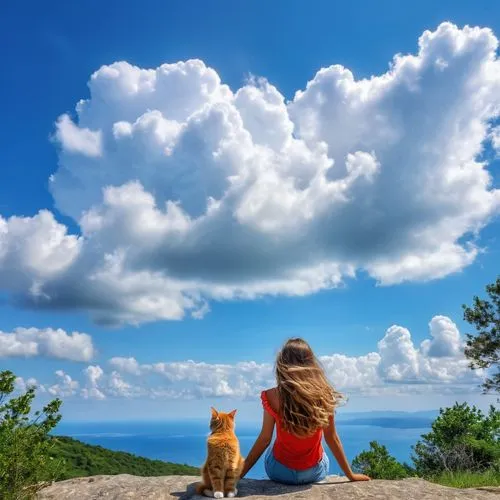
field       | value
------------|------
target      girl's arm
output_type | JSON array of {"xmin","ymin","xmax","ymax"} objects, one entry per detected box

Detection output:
[
  {"xmin": 240, "ymin": 410, "xmax": 275, "ymax": 478},
  {"xmin": 323, "ymin": 415, "xmax": 370, "ymax": 481}
]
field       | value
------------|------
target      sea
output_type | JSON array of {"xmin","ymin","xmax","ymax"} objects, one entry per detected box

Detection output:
[{"xmin": 54, "ymin": 412, "xmax": 435, "ymax": 479}]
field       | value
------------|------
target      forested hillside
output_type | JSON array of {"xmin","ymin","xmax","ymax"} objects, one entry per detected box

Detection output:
[{"xmin": 51, "ymin": 436, "xmax": 199, "ymax": 479}]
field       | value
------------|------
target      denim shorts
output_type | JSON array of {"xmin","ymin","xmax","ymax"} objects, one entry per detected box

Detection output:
[{"xmin": 264, "ymin": 448, "xmax": 329, "ymax": 485}]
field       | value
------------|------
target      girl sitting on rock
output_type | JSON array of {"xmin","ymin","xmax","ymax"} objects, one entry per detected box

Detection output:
[{"xmin": 241, "ymin": 337, "xmax": 371, "ymax": 485}]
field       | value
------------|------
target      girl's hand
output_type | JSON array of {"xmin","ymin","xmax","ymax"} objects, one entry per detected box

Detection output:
[{"xmin": 348, "ymin": 473, "xmax": 371, "ymax": 481}]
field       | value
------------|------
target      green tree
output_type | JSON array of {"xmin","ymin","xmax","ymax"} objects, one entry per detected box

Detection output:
[
  {"xmin": 463, "ymin": 276, "xmax": 500, "ymax": 393},
  {"xmin": 352, "ymin": 441, "xmax": 412, "ymax": 479},
  {"xmin": 0, "ymin": 370, "xmax": 63, "ymax": 500},
  {"xmin": 412, "ymin": 403, "xmax": 499, "ymax": 476}
]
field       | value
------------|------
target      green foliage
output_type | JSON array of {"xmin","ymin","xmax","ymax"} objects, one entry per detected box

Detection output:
[
  {"xmin": 429, "ymin": 469, "xmax": 500, "ymax": 488},
  {"xmin": 0, "ymin": 369, "xmax": 199, "ymax": 498},
  {"xmin": 50, "ymin": 436, "xmax": 199, "ymax": 479},
  {"xmin": 463, "ymin": 276, "xmax": 500, "ymax": 393},
  {"xmin": 0, "ymin": 370, "xmax": 64, "ymax": 500},
  {"xmin": 352, "ymin": 441, "xmax": 413, "ymax": 479},
  {"xmin": 412, "ymin": 403, "xmax": 500, "ymax": 476}
]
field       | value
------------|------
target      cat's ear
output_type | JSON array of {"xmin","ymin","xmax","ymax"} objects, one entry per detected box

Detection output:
[
  {"xmin": 228, "ymin": 409, "xmax": 237, "ymax": 419},
  {"xmin": 210, "ymin": 407, "xmax": 219, "ymax": 419}
]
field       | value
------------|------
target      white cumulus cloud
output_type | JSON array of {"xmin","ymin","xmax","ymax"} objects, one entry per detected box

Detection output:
[
  {"xmin": 81, "ymin": 365, "xmax": 106, "ymax": 400},
  {"xmin": 0, "ymin": 327, "xmax": 95, "ymax": 362},
  {"xmin": 48, "ymin": 370, "xmax": 80, "ymax": 397},
  {"xmin": 377, "ymin": 316, "xmax": 475, "ymax": 384},
  {"xmin": 43, "ymin": 315, "xmax": 482, "ymax": 401},
  {"xmin": 420, "ymin": 315, "xmax": 462, "ymax": 358},
  {"xmin": 109, "ymin": 356, "xmax": 142, "ymax": 375},
  {"xmin": 0, "ymin": 23, "xmax": 499, "ymax": 325}
]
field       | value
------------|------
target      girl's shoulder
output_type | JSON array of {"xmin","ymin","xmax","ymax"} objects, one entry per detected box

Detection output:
[{"xmin": 261, "ymin": 387, "xmax": 279, "ymax": 415}]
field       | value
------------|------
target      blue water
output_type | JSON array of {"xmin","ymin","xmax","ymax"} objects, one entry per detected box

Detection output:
[{"xmin": 55, "ymin": 416, "xmax": 431, "ymax": 479}]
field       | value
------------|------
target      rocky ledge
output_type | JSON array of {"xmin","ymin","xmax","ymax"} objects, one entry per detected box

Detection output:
[{"xmin": 37, "ymin": 474, "xmax": 500, "ymax": 500}]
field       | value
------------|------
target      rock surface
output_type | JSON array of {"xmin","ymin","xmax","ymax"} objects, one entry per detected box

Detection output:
[{"xmin": 37, "ymin": 474, "xmax": 500, "ymax": 500}]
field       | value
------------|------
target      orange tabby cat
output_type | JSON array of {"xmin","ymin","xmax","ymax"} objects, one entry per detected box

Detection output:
[{"xmin": 196, "ymin": 407, "xmax": 244, "ymax": 498}]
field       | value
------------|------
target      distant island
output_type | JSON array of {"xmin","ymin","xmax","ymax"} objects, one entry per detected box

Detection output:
[
  {"xmin": 339, "ymin": 416, "xmax": 434, "ymax": 429},
  {"xmin": 50, "ymin": 436, "xmax": 199, "ymax": 479}
]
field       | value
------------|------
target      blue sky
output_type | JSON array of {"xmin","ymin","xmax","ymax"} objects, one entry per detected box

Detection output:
[{"xmin": 1, "ymin": 0, "xmax": 499, "ymax": 420}]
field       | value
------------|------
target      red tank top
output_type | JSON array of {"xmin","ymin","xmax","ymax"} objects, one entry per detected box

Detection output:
[{"xmin": 261, "ymin": 390, "xmax": 324, "ymax": 470}]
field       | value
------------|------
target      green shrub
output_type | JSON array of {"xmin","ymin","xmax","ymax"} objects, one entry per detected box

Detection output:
[
  {"xmin": 0, "ymin": 370, "xmax": 63, "ymax": 499},
  {"xmin": 412, "ymin": 403, "xmax": 499, "ymax": 476},
  {"xmin": 352, "ymin": 440, "xmax": 413, "ymax": 479},
  {"xmin": 429, "ymin": 469, "xmax": 500, "ymax": 488}
]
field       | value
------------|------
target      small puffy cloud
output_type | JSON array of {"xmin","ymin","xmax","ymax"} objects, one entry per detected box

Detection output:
[
  {"xmin": 0, "ymin": 23, "xmax": 499, "ymax": 325},
  {"xmin": 0, "ymin": 327, "xmax": 95, "ymax": 362},
  {"xmin": 109, "ymin": 356, "xmax": 142, "ymax": 375},
  {"xmin": 78, "ymin": 364, "xmax": 148, "ymax": 399},
  {"xmin": 48, "ymin": 370, "xmax": 79, "ymax": 397},
  {"xmin": 81, "ymin": 365, "xmax": 106, "ymax": 400},
  {"xmin": 107, "ymin": 371, "xmax": 145, "ymax": 398}
]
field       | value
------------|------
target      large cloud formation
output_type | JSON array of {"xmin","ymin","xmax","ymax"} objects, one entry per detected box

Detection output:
[
  {"xmin": 1, "ymin": 23, "xmax": 499, "ymax": 325},
  {"xmin": 40, "ymin": 316, "xmax": 483, "ymax": 400}
]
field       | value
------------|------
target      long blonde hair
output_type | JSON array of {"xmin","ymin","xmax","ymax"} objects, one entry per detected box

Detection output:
[{"xmin": 276, "ymin": 338, "xmax": 342, "ymax": 437}]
